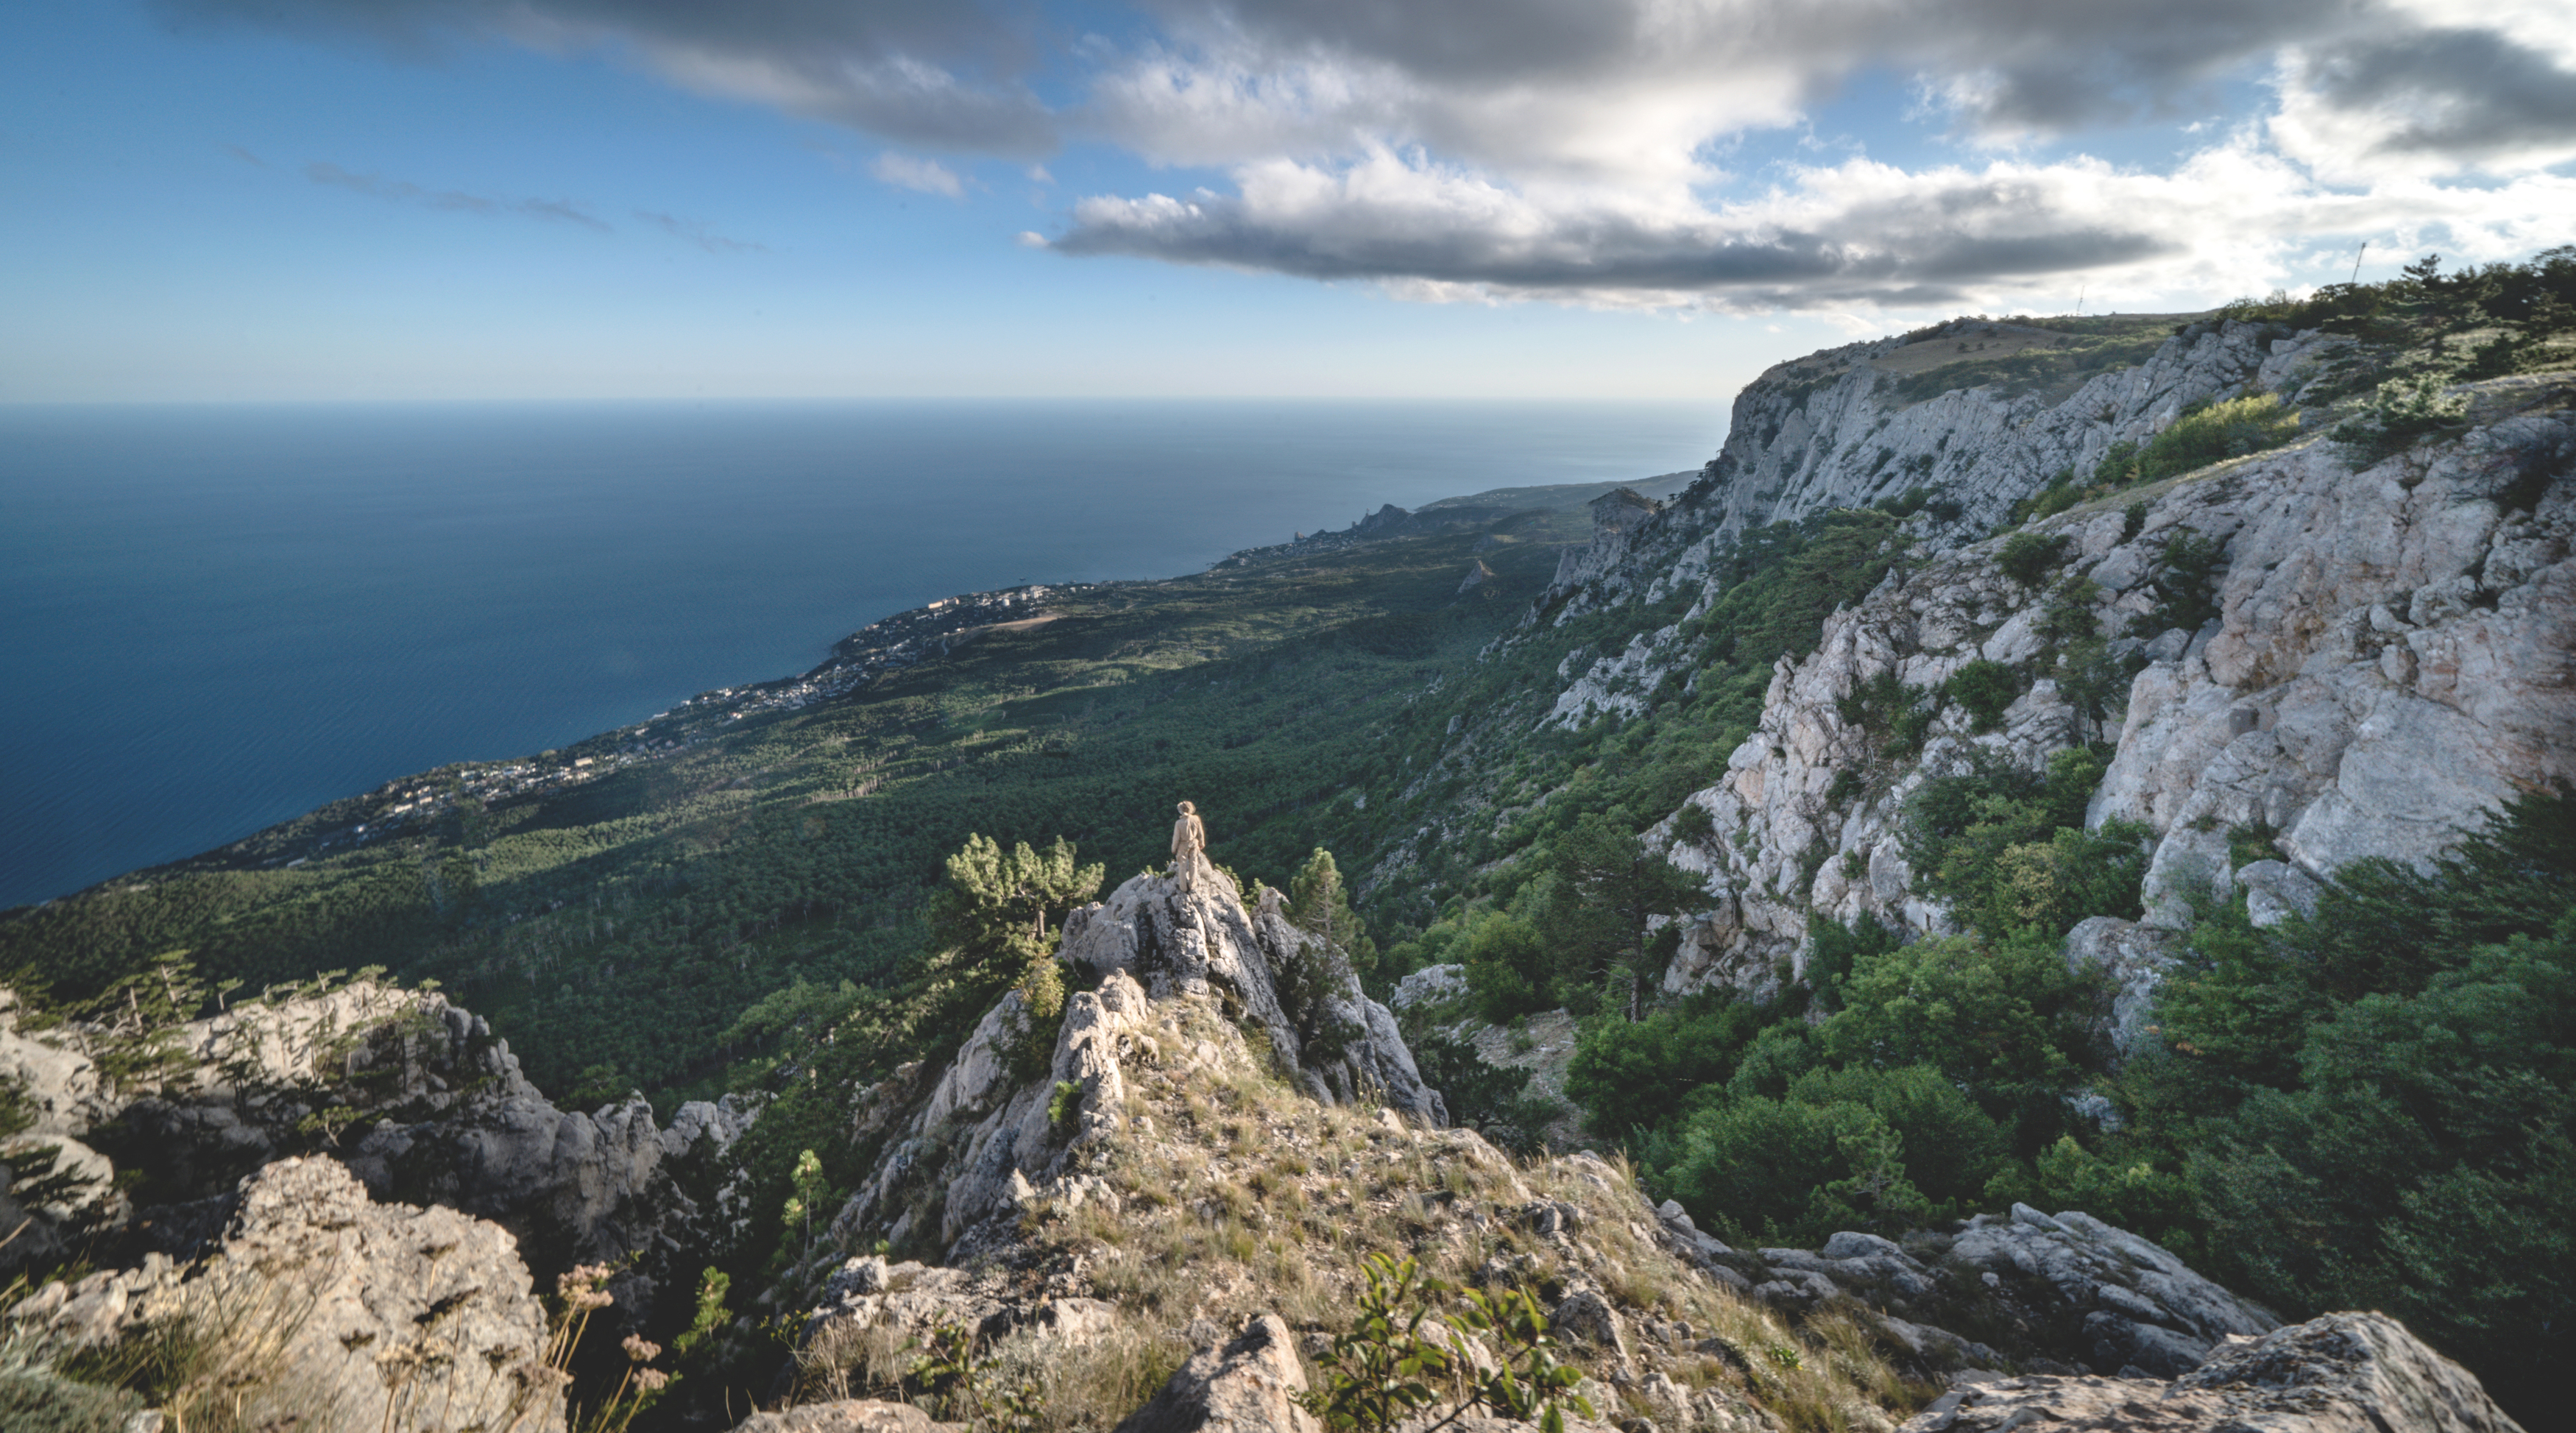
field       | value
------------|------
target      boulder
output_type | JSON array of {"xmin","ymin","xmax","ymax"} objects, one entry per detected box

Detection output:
[
  {"xmin": 11, "ymin": 1156, "xmax": 565, "ymax": 1433},
  {"xmin": 1115, "ymin": 1312, "xmax": 1318, "ymax": 1433},
  {"xmin": 1727, "ymin": 1206, "xmax": 2273, "ymax": 1379},
  {"xmin": 1900, "ymin": 1311, "xmax": 2524, "ymax": 1433}
]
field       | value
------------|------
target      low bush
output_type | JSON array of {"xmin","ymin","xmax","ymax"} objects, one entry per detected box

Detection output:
[{"xmin": 1944, "ymin": 659, "xmax": 2022, "ymax": 732}]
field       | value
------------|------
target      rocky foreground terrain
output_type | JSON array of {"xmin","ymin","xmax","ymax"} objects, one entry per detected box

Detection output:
[{"xmin": 1, "ymin": 864, "xmax": 2529, "ymax": 1432}]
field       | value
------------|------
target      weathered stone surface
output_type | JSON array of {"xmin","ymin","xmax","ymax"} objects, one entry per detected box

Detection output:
[
  {"xmin": 836, "ymin": 866, "xmax": 1448, "ymax": 1257},
  {"xmin": 835, "ymin": 860, "xmax": 1463, "ymax": 1252},
  {"xmin": 11, "ymin": 1157, "xmax": 565, "ymax": 1433},
  {"xmin": 1607, "ymin": 375, "xmax": 2572, "ymax": 1018},
  {"xmin": 1899, "ymin": 1312, "xmax": 2524, "ymax": 1433},
  {"xmin": 1389, "ymin": 963, "xmax": 1471, "ymax": 1011},
  {"xmin": 0, "ymin": 980, "xmax": 753, "ymax": 1325},
  {"xmin": 733, "ymin": 1401, "xmax": 960, "ymax": 1433},
  {"xmin": 1116, "ymin": 1312, "xmax": 1318, "ymax": 1433},
  {"xmin": 1728, "ymin": 1207, "xmax": 2274, "ymax": 1380},
  {"xmin": 2062, "ymin": 918, "xmax": 2179, "ymax": 1059},
  {"xmin": 1060, "ymin": 868, "xmax": 1441, "ymax": 1124}
]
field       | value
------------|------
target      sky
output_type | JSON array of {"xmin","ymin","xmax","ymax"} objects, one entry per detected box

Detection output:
[{"xmin": 4, "ymin": 0, "xmax": 2572, "ymax": 402}]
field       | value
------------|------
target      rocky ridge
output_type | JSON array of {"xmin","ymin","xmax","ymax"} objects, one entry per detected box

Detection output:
[
  {"xmin": 0, "ymin": 977, "xmax": 750, "ymax": 1324},
  {"xmin": 827, "ymin": 866, "xmax": 1443, "ymax": 1262}
]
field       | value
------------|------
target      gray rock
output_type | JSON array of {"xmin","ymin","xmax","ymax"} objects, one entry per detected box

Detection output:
[
  {"xmin": 1389, "ymin": 963, "xmax": 1471, "ymax": 1011},
  {"xmin": 2235, "ymin": 860, "xmax": 2324, "ymax": 927},
  {"xmin": 13, "ymin": 1157, "xmax": 565, "ymax": 1433},
  {"xmin": 1061, "ymin": 868, "xmax": 1445, "ymax": 1125},
  {"xmin": 1115, "ymin": 1312, "xmax": 1319, "ymax": 1433},
  {"xmin": 1900, "ymin": 1311, "xmax": 2524, "ymax": 1432},
  {"xmin": 2061, "ymin": 918, "xmax": 2179, "ymax": 1059},
  {"xmin": 0, "ymin": 980, "xmax": 751, "ymax": 1323},
  {"xmin": 1563, "ymin": 369, "xmax": 2572, "ymax": 1011},
  {"xmin": 1729, "ymin": 1206, "xmax": 2276, "ymax": 1381},
  {"xmin": 733, "ymin": 1402, "xmax": 960, "ymax": 1433},
  {"xmin": 1549, "ymin": 1288, "xmax": 1632, "ymax": 1365}
]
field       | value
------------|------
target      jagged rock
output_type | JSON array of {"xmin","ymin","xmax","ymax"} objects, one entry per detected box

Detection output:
[
  {"xmin": 1549, "ymin": 1288, "xmax": 1631, "ymax": 1365},
  {"xmin": 0, "ymin": 980, "xmax": 752, "ymax": 1326},
  {"xmin": 801, "ymin": 1256, "xmax": 1015, "ymax": 1361},
  {"xmin": 1729, "ymin": 1207, "xmax": 2273, "ymax": 1379},
  {"xmin": 2234, "ymin": 860, "xmax": 2324, "ymax": 928},
  {"xmin": 1061, "ymin": 868, "xmax": 1444, "ymax": 1124},
  {"xmin": 834, "ymin": 861, "xmax": 1453, "ymax": 1256},
  {"xmin": 1116, "ymin": 1312, "xmax": 1318, "ymax": 1433},
  {"xmin": 1900, "ymin": 1312, "xmax": 2524, "ymax": 1432},
  {"xmin": 734, "ymin": 1403, "xmax": 960, "ymax": 1433},
  {"xmin": 1390, "ymin": 963, "xmax": 1471, "ymax": 1011},
  {"xmin": 11, "ymin": 1156, "xmax": 564, "ymax": 1432}
]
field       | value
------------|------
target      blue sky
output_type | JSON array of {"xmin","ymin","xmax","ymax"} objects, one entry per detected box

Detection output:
[{"xmin": 5, "ymin": 0, "xmax": 2571, "ymax": 402}]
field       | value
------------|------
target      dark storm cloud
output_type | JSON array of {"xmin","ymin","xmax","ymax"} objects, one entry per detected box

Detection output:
[
  {"xmin": 1052, "ymin": 169, "xmax": 2176, "ymax": 305},
  {"xmin": 2300, "ymin": 26, "xmax": 2576, "ymax": 160}
]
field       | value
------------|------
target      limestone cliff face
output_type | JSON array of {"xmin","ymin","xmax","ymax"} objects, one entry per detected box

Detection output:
[
  {"xmin": 827, "ymin": 868, "xmax": 1443, "ymax": 1259},
  {"xmin": 1535, "ymin": 319, "xmax": 2352, "ymax": 629},
  {"xmin": 1522, "ymin": 364, "xmax": 2572, "ymax": 1025}
]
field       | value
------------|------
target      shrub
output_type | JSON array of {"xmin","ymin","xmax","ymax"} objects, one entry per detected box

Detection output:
[
  {"xmin": 2329, "ymin": 373, "xmax": 2473, "ymax": 464},
  {"xmin": 2139, "ymin": 530, "xmax": 2226, "ymax": 635},
  {"xmin": 1656, "ymin": 1093, "xmax": 1931, "ymax": 1245},
  {"xmin": 1996, "ymin": 532, "xmax": 2069, "ymax": 588},
  {"xmin": 2109, "ymin": 394, "xmax": 2301, "ymax": 485},
  {"xmin": 1822, "ymin": 932, "xmax": 2101, "ymax": 1128},
  {"xmin": 1945, "ymin": 659, "xmax": 2022, "ymax": 732},
  {"xmin": 1566, "ymin": 993, "xmax": 1777, "ymax": 1138}
]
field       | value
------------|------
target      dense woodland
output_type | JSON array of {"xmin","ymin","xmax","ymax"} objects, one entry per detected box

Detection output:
[{"xmin": 6, "ymin": 252, "xmax": 2572, "ymax": 1420}]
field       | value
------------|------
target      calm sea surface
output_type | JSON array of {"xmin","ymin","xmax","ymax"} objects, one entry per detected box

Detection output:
[{"xmin": 0, "ymin": 400, "xmax": 1719, "ymax": 907}]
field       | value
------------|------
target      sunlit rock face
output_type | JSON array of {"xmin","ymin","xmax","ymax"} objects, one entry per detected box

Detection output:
[{"xmin": 1546, "ymin": 372, "xmax": 2573, "ymax": 1001}]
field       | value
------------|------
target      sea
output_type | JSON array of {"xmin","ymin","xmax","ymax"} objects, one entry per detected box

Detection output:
[{"xmin": 0, "ymin": 400, "xmax": 1720, "ymax": 909}]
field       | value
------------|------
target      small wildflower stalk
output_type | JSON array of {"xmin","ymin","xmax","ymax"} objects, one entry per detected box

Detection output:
[{"xmin": 509, "ymin": 1262, "xmax": 675, "ymax": 1433}]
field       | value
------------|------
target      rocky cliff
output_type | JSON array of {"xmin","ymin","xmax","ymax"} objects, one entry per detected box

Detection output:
[{"xmin": 1522, "ymin": 355, "xmax": 2571, "ymax": 1011}]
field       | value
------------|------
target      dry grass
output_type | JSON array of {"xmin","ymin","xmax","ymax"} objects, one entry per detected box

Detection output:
[{"xmin": 815, "ymin": 991, "xmax": 1933, "ymax": 1433}]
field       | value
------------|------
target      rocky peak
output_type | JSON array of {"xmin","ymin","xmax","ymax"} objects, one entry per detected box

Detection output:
[{"xmin": 828, "ymin": 867, "xmax": 1446, "ymax": 1260}]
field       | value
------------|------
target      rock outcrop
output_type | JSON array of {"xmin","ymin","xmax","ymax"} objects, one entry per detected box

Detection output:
[
  {"xmin": 1535, "ymin": 319, "xmax": 2353, "ymax": 629},
  {"xmin": 10, "ymin": 1157, "xmax": 567, "ymax": 1433},
  {"xmin": 1060, "ymin": 868, "xmax": 1445, "ymax": 1122},
  {"xmin": 0, "ymin": 979, "xmax": 751, "ymax": 1322},
  {"xmin": 1114, "ymin": 1313, "xmax": 1317, "ymax": 1433},
  {"xmin": 830, "ymin": 869, "xmax": 1444, "ymax": 1259},
  {"xmin": 1680, "ymin": 1203, "xmax": 2278, "ymax": 1379},
  {"xmin": 1900, "ymin": 1312, "xmax": 2525, "ymax": 1433}
]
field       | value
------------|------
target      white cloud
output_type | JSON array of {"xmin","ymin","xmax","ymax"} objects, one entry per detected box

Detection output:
[
  {"xmin": 1055, "ymin": 141, "xmax": 2576, "ymax": 314},
  {"xmin": 869, "ymin": 152, "xmax": 966, "ymax": 198},
  {"xmin": 169, "ymin": 0, "xmax": 2576, "ymax": 309}
]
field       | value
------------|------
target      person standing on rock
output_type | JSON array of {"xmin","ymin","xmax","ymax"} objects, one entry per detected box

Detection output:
[{"xmin": 1170, "ymin": 800, "xmax": 1207, "ymax": 891}]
